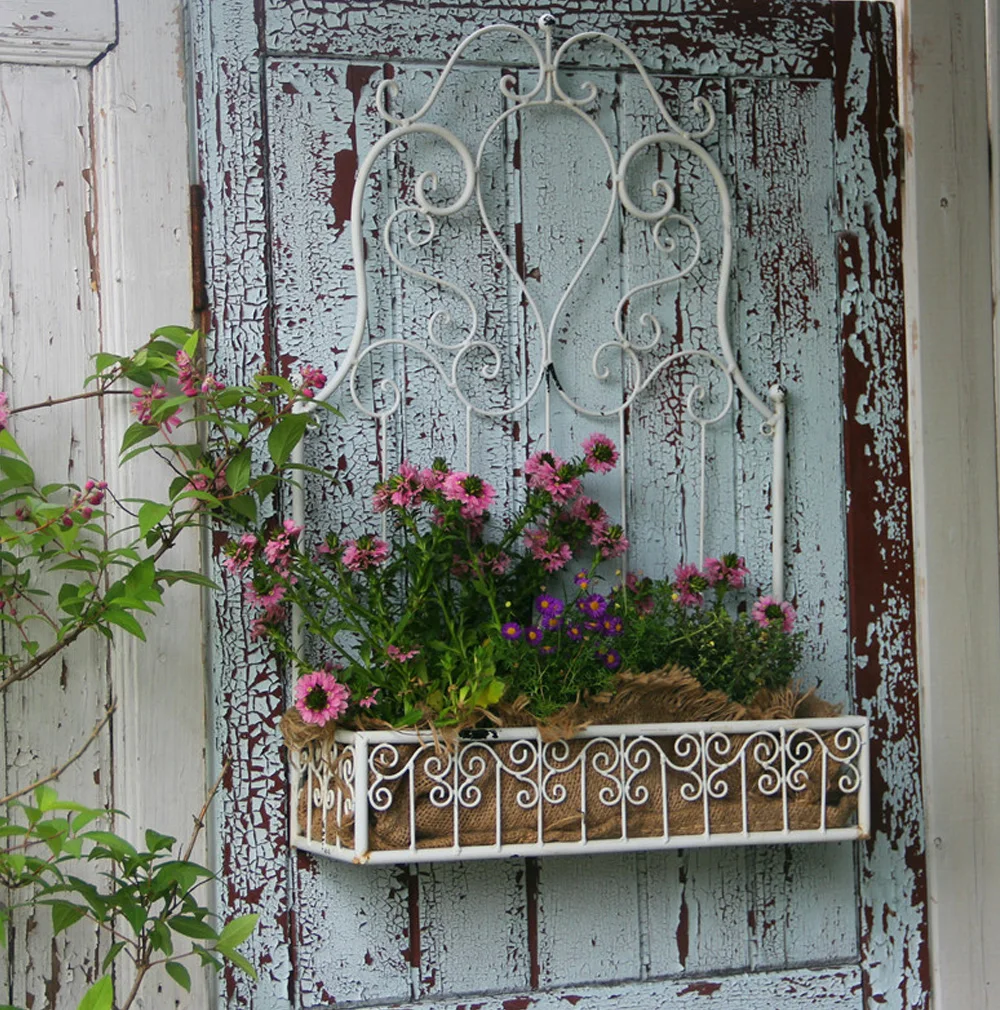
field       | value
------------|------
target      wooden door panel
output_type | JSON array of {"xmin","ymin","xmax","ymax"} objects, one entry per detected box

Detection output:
[{"xmin": 191, "ymin": 2, "xmax": 924, "ymax": 1006}]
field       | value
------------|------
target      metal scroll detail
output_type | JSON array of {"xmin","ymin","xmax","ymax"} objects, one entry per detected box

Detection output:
[
  {"xmin": 292, "ymin": 15, "xmax": 789, "ymax": 598},
  {"xmin": 290, "ymin": 721, "xmax": 870, "ymax": 863}
]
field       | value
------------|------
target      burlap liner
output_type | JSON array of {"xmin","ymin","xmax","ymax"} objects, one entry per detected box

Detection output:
[{"xmin": 283, "ymin": 667, "xmax": 859, "ymax": 852}]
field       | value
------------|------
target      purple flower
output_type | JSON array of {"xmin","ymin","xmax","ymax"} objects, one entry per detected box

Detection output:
[
  {"xmin": 525, "ymin": 625, "xmax": 545, "ymax": 647},
  {"xmin": 565, "ymin": 624, "xmax": 583, "ymax": 642},
  {"xmin": 534, "ymin": 594, "xmax": 565, "ymax": 617},
  {"xmin": 574, "ymin": 570, "xmax": 591, "ymax": 590},
  {"xmin": 501, "ymin": 622, "xmax": 523, "ymax": 641},
  {"xmin": 539, "ymin": 643, "xmax": 556, "ymax": 656},
  {"xmin": 599, "ymin": 648, "xmax": 622, "ymax": 671},
  {"xmin": 601, "ymin": 614, "xmax": 624, "ymax": 637},
  {"xmin": 577, "ymin": 593, "xmax": 608, "ymax": 619},
  {"xmin": 543, "ymin": 614, "xmax": 562, "ymax": 631}
]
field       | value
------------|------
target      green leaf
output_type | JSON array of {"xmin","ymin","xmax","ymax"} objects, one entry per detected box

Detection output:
[
  {"xmin": 120, "ymin": 423, "xmax": 158, "ymax": 453},
  {"xmin": 216, "ymin": 913, "xmax": 258, "ymax": 952},
  {"xmin": 218, "ymin": 946, "xmax": 257, "ymax": 980},
  {"xmin": 77, "ymin": 975, "xmax": 113, "ymax": 1010},
  {"xmin": 82, "ymin": 831, "xmax": 137, "ymax": 862},
  {"xmin": 101, "ymin": 940, "xmax": 126, "ymax": 973},
  {"xmin": 226, "ymin": 448, "xmax": 252, "ymax": 493},
  {"xmin": 50, "ymin": 901, "xmax": 87, "ymax": 935},
  {"xmin": 48, "ymin": 559, "xmax": 99, "ymax": 573},
  {"xmin": 34, "ymin": 785, "xmax": 58, "ymax": 811},
  {"xmin": 119, "ymin": 899, "xmax": 147, "ymax": 937},
  {"xmin": 149, "ymin": 920, "xmax": 174, "ymax": 956},
  {"xmin": 152, "ymin": 325, "xmax": 195, "ymax": 345},
  {"xmin": 225, "ymin": 494, "xmax": 257, "ymax": 524},
  {"xmin": 155, "ymin": 569, "xmax": 219, "ymax": 591},
  {"xmin": 267, "ymin": 414, "xmax": 309, "ymax": 469},
  {"xmin": 101, "ymin": 609, "xmax": 145, "ymax": 641},
  {"xmin": 92, "ymin": 351, "xmax": 124, "ymax": 375},
  {"xmin": 138, "ymin": 502, "xmax": 171, "ymax": 537},
  {"xmin": 144, "ymin": 829, "xmax": 176, "ymax": 853},
  {"xmin": 165, "ymin": 961, "xmax": 192, "ymax": 992},
  {"xmin": 254, "ymin": 473, "xmax": 279, "ymax": 499},
  {"xmin": 0, "ymin": 456, "xmax": 34, "ymax": 487},
  {"xmin": 168, "ymin": 915, "xmax": 218, "ymax": 940},
  {"xmin": 0, "ymin": 428, "xmax": 27, "ymax": 460},
  {"xmin": 71, "ymin": 809, "xmax": 105, "ymax": 833}
]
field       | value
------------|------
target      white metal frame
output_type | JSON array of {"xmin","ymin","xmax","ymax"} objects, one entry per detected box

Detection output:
[
  {"xmin": 286, "ymin": 16, "xmax": 870, "ymax": 863},
  {"xmin": 290, "ymin": 14, "xmax": 787, "ymax": 596},
  {"xmin": 291, "ymin": 719, "xmax": 870, "ymax": 863}
]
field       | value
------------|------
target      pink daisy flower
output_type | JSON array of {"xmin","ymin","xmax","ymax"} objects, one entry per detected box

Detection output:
[
  {"xmin": 524, "ymin": 450, "xmax": 565, "ymax": 490},
  {"xmin": 595, "ymin": 525, "xmax": 629, "ymax": 560},
  {"xmin": 751, "ymin": 596, "xmax": 796, "ymax": 633},
  {"xmin": 223, "ymin": 533, "xmax": 258, "ymax": 575},
  {"xmin": 245, "ymin": 581, "xmax": 287, "ymax": 613},
  {"xmin": 342, "ymin": 535, "xmax": 390, "ymax": 572},
  {"xmin": 295, "ymin": 670, "xmax": 350, "ymax": 726},
  {"xmin": 358, "ymin": 688, "xmax": 380, "ymax": 710},
  {"xmin": 673, "ymin": 562, "xmax": 707, "ymax": 607},
  {"xmin": 582, "ymin": 432, "xmax": 619, "ymax": 474},
  {"xmin": 703, "ymin": 553, "xmax": 750, "ymax": 589},
  {"xmin": 523, "ymin": 528, "xmax": 572, "ymax": 573},
  {"xmin": 386, "ymin": 644, "xmax": 420, "ymax": 663},
  {"xmin": 419, "ymin": 460, "xmax": 450, "ymax": 490},
  {"xmin": 442, "ymin": 472, "xmax": 496, "ymax": 517},
  {"xmin": 0, "ymin": 391, "xmax": 10, "ymax": 430}
]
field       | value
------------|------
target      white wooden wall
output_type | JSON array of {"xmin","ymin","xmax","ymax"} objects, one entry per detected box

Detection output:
[
  {"xmin": 901, "ymin": 0, "xmax": 1000, "ymax": 1007},
  {"xmin": 0, "ymin": 0, "xmax": 999, "ymax": 1007},
  {"xmin": 0, "ymin": 0, "xmax": 209, "ymax": 1007}
]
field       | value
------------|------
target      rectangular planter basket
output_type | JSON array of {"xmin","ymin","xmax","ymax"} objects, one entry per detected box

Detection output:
[{"xmin": 289, "ymin": 718, "xmax": 870, "ymax": 863}]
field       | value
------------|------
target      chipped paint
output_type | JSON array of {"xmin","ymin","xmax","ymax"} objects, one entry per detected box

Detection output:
[{"xmin": 191, "ymin": 2, "xmax": 925, "ymax": 1007}]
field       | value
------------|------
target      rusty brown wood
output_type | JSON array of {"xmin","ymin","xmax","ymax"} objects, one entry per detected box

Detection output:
[{"xmin": 833, "ymin": 5, "xmax": 929, "ymax": 1008}]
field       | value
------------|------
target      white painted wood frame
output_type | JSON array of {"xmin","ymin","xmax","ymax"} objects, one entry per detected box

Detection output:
[
  {"xmin": 901, "ymin": 0, "xmax": 1000, "ymax": 1007},
  {"xmin": 0, "ymin": 0, "xmax": 209, "ymax": 1005}
]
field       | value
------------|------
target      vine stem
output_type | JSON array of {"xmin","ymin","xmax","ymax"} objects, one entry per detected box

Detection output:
[
  {"xmin": 182, "ymin": 759, "xmax": 229, "ymax": 862},
  {"xmin": 119, "ymin": 963, "xmax": 149, "ymax": 1010},
  {"xmin": 8, "ymin": 387, "xmax": 131, "ymax": 416}
]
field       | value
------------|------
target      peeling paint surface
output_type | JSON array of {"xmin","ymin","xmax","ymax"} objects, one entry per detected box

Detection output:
[{"xmin": 191, "ymin": 2, "xmax": 924, "ymax": 1007}]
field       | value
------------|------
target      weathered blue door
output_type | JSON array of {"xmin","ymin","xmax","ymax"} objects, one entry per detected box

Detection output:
[{"xmin": 190, "ymin": 2, "xmax": 925, "ymax": 1007}]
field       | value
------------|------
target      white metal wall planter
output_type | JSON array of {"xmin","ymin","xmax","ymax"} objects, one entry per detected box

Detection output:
[{"xmin": 288, "ymin": 16, "xmax": 871, "ymax": 863}]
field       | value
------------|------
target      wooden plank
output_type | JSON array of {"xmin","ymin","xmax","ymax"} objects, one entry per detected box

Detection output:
[
  {"xmin": 726, "ymin": 77, "xmax": 857, "ymax": 971},
  {"xmin": 379, "ymin": 63, "xmax": 533, "ymax": 1000},
  {"xmin": 513, "ymin": 66, "xmax": 642, "ymax": 991},
  {"xmin": 263, "ymin": 1, "xmax": 835, "ymax": 80},
  {"xmin": 188, "ymin": 2, "xmax": 296, "ymax": 1007},
  {"xmin": 393, "ymin": 963, "xmax": 862, "ymax": 1010},
  {"xmin": 265, "ymin": 57, "xmax": 439, "ymax": 1005},
  {"xmin": 832, "ymin": 5, "xmax": 928, "ymax": 1007},
  {"xmin": 0, "ymin": 62, "xmax": 110, "ymax": 1010},
  {"xmin": 89, "ymin": 0, "xmax": 212, "ymax": 1004},
  {"xmin": 0, "ymin": 0, "xmax": 117, "ymax": 67},
  {"xmin": 905, "ymin": 0, "xmax": 1000, "ymax": 1005}
]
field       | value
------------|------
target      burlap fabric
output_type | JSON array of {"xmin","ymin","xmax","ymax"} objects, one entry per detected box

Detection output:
[{"xmin": 283, "ymin": 667, "xmax": 859, "ymax": 852}]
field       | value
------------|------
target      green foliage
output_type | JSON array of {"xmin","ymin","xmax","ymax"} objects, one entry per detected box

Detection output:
[
  {"xmin": 0, "ymin": 326, "xmax": 285, "ymax": 1007},
  {"xmin": 0, "ymin": 788, "xmax": 257, "ymax": 1010}
]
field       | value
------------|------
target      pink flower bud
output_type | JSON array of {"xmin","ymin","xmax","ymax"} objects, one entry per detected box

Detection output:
[
  {"xmin": 81, "ymin": 507, "xmax": 93, "ymax": 521},
  {"xmin": 89, "ymin": 491, "xmax": 104, "ymax": 505},
  {"xmin": 61, "ymin": 514, "xmax": 73, "ymax": 528},
  {"xmin": 84, "ymin": 480, "xmax": 96, "ymax": 492}
]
